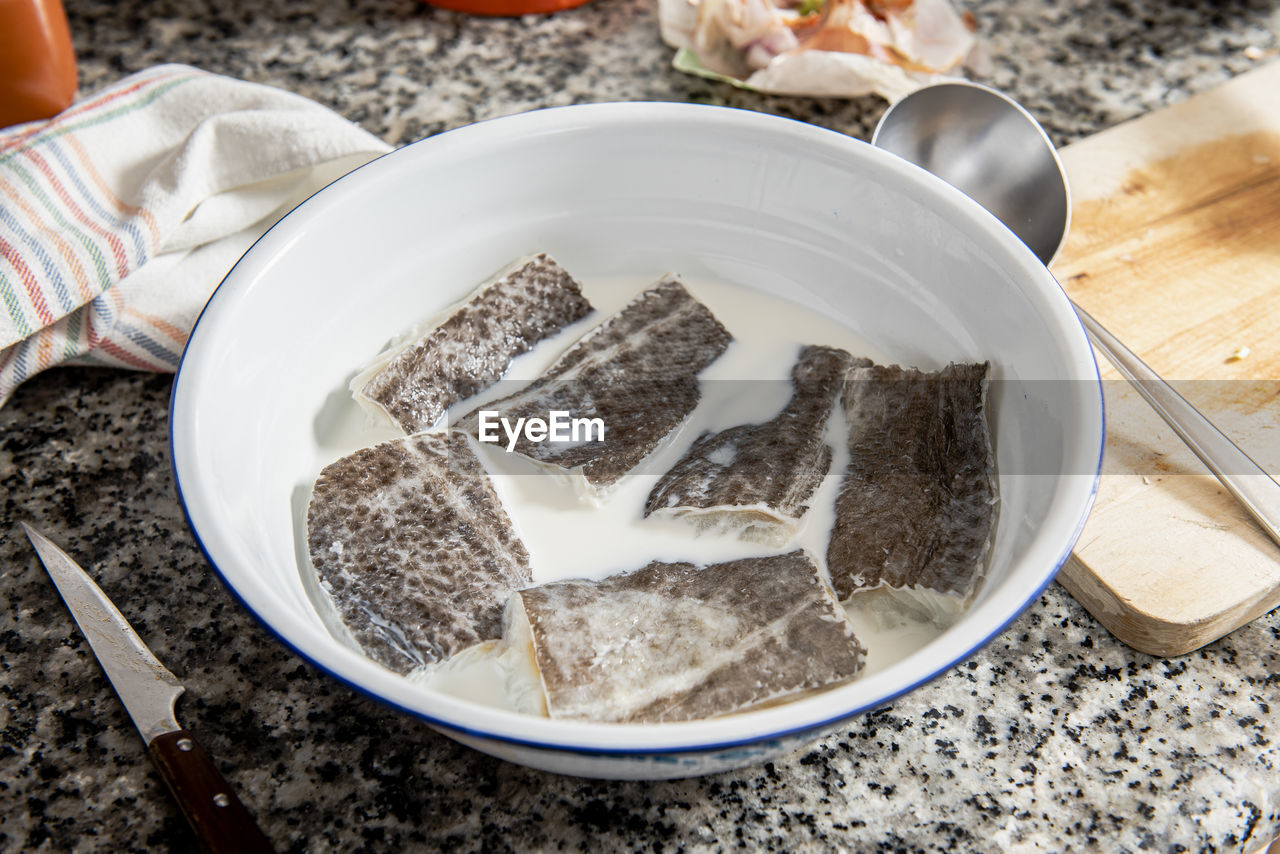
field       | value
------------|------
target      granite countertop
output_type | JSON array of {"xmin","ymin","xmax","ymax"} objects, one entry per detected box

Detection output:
[{"xmin": 3, "ymin": 0, "xmax": 1279, "ymax": 851}]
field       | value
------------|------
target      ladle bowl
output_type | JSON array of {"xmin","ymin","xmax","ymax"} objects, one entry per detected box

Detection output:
[{"xmin": 873, "ymin": 81, "xmax": 1070, "ymax": 267}]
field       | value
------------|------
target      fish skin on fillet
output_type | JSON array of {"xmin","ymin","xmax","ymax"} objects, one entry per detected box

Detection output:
[{"xmin": 307, "ymin": 432, "xmax": 532, "ymax": 674}]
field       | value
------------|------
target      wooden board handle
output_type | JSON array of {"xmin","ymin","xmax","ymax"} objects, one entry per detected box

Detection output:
[{"xmin": 148, "ymin": 730, "xmax": 275, "ymax": 854}]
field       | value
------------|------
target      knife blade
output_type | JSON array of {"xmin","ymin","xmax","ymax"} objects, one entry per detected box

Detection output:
[{"xmin": 22, "ymin": 523, "xmax": 275, "ymax": 854}]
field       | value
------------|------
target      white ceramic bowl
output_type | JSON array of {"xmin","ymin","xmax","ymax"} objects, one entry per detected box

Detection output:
[{"xmin": 170, "ymin": 102, "xmax": 1103, "ymax": 780}]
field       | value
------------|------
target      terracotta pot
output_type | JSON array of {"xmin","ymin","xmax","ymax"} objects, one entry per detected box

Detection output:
[
  {"xmin": 422, "ymin": 0, "xmax": 594, "ymax": 16},
  {"xmin": 0, "ymin": 0, "xmax": 78, "ymax": 129}
]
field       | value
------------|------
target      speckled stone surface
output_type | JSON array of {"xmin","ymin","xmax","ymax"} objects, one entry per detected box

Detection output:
[{"xmin": 3, "ymin": 1, "xmax": 1280, "ymax": 851}]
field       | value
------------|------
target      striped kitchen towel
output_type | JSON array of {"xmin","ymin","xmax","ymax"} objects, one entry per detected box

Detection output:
[{"xmin": 0, "ymin": 64, "xmax": 392, "ymax": 407}]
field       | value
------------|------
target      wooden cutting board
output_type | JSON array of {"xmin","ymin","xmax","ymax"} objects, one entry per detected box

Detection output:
[{"xmin": 1051, "ymin": 61, "xmax": 1280, "ymax": 656}]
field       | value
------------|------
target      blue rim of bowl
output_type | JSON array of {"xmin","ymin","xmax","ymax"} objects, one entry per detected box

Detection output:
[{"xmin": 168, "ymin": 102, "xmax": 1106, "ymax": 757}]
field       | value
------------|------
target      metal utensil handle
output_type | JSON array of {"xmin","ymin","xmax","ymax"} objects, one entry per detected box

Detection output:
[
  {"xmin": 149, "ymin": 730, "xmax": 275, "ymax": 854},
  {"xmin": 1074, "ymin": 302, "xmax": 1280, "ymax": 549}
]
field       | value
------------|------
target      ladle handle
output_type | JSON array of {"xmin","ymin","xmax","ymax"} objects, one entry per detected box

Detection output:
[{"xmin": 1073, "ymin": 302, "xmax": 1280, "ymax": 549}]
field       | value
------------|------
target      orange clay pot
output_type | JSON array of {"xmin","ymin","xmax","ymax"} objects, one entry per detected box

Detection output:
[
  {"xmin": 422, "ymin": 0, "xmax": 594, "ymax": 16},
  {"xmin": 0, "ymin": 0, "xmax": 78, "ymax": 129}
]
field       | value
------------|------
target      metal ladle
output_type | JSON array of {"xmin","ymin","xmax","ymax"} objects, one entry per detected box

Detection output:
[{"xmin": 872, "ymin": 80, "xmax": 1280, "ymax": 549}]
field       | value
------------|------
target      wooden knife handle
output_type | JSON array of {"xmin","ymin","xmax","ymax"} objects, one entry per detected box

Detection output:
[{"xmin": 148, "ymin": 730, "xmax": 275, "ymax": 854}]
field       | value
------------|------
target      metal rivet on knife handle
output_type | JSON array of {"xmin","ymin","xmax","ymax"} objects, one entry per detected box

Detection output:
[{"xmin": 149, "ymin": 729, "xmax": 275, "ymax": 854}]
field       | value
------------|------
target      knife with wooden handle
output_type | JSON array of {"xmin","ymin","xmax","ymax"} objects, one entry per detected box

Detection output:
[{"xmin": 21, "ymin": 523, "xmax": 275, "ymax": 854}]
